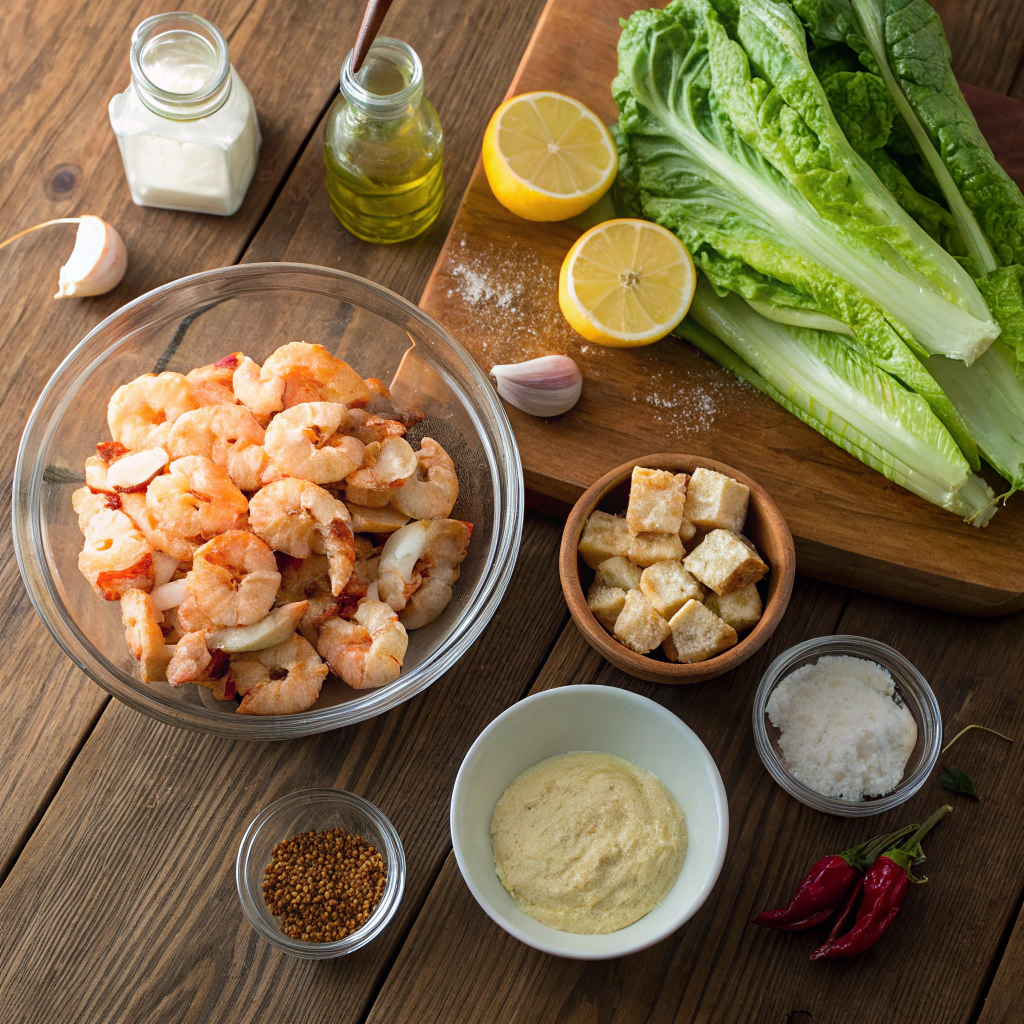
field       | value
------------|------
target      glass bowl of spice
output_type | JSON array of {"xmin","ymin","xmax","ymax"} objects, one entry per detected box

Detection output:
[
  {"xmin": 752, "ymin": 636, "xmax": 942, "ymax": 818},
  {"xmin": 236, "ymin": 788, "xmax": 405, "ymax": 958}
]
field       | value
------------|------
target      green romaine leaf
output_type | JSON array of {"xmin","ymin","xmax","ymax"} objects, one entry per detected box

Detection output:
[
  {"xmin": 612, "ymin": 7, "xmax": 979, "ymax": 464},
  {"xmin": 925, "ymin": 339, "xmax": 1024, "ymax": 492},
  {"xmin": 940, "ymin": 765, "xmax": 979, "ymax": 800},
  {"xmin": 678, "ymin": 278, "xmax": 996, "ymax": 521},
  {"xmin": 614, "ymin": 0, "xmax": 998, "ymax": 363},
  {"xmin": 793, "ymin": 0, "xmax": 1024, "ymax": 373},
  {"xmin": 700, "ymin": 0, "xmax": 997, "ymax": 355}
]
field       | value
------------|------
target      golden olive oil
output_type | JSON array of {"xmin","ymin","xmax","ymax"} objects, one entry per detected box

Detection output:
[{"xmin": 323, "ymin": 40, "xmax": 444, "ymax": 244}]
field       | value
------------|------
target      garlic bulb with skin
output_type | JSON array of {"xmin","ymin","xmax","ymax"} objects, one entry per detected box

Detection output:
[
  {"xmin": 490, "ymin": 355, "xmax": 582, "ymax": 418},
  {"xmin": 0, "ymin": 215, "xmax": 128, "ymax": 299}
]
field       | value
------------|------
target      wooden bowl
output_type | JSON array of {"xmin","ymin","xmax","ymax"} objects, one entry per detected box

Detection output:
[{"xmin": 559, "ymin": 455, "xmax": 796, "ymax": 684}]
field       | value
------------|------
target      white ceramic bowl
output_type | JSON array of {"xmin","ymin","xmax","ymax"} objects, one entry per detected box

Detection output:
[{"xmin": 450, "ymin": 685, "xmax": 729, "ymax": 959}]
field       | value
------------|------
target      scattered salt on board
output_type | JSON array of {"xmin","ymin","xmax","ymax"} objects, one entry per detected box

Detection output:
[{"xmin": 766, "ymin": 655, "xmax": 918, "ymax": 801}]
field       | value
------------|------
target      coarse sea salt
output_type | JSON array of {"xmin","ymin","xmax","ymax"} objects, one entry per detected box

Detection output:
[{"xmin": 766, "ymin": 655, "xmax": 918, "ymax": 801}]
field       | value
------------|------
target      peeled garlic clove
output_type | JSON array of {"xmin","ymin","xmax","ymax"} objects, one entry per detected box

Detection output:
[
  {"xmin": 150, "ymin": 577, "xmax": 188, "ymax": 611},
  {"xmin": 106, "ymin": 446, "xmax": 169, "ymax": 490},
  {"xmin": 490, "ymin": 355, "xmax": 582, "ymax": 418},
  {"xmin": 55, "ymin": 216, "xmax": 127, "ymax": 299}
]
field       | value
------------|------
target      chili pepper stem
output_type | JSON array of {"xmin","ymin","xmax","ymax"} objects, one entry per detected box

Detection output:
[
  {"xmin": 901, "ymin": 805, "xmax": 953, "ymax": 850},
  {"xmin": 941, "ymin": 724, "xmax": 1014, "ymax": 755},
  {"xmin": 0, "ymin": 218, "xmax": 82, "ymax": 255},
  {"xmin": 855, "ymin": 824, "xmax": 917, "ymax": 869}
]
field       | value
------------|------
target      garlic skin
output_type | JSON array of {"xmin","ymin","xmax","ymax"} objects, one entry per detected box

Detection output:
[
  {"xmin": 55, "ymin": 216, "xmax": 128, "ymax": 299},
  {"xmin": 490, "ymin": 355, "xmax": 582, "ymax": 418}
]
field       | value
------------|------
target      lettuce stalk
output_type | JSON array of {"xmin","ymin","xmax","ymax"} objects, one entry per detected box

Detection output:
[{"xmin": 678, "ymin": 279, "xmax": 997, "ymax": 522}]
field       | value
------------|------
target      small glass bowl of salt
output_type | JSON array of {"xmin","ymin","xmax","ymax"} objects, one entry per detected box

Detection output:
[{"xmin": 752, "ymin": 636, "xmax": 941, "ymax": 817}]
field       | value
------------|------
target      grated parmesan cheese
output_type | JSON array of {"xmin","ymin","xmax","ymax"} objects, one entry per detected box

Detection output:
[{"xmin": 766, "ymin": 655, "xmax": 918, "ymax": 801}]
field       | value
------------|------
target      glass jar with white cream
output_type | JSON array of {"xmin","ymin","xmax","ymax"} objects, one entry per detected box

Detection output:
[{"xmin": 108, "ymin": 12, "xmax": 260, "ymax": 216}]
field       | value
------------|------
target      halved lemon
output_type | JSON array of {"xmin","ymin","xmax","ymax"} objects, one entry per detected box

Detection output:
[
  {"xmin": 559, "ymin": 219, "xmax": 696, "ymax": 347},
  {"xmin": 482, "ymin": 91, "xmax": 618, "ymax": 222}
]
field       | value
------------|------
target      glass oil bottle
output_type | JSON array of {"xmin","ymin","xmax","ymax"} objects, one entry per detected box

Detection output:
[{"xmin": 323, "ymin": 38, "xmax": 444, "ymax": 243}]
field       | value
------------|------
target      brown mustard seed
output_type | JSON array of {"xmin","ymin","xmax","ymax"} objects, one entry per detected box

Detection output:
[{"xmin": 262, "ymin": 827, "xmax": 387, "ymax": 942}]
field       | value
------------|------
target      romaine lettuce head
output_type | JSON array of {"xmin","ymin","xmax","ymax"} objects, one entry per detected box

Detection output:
[{"xmin": 613, "ymin": 0, "xmax": 998, "ymax": 363}]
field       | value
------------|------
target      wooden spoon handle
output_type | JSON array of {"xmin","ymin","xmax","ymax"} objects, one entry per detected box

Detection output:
[{"xmin": 351, "ymin": 0, "xmax": 395, "ymax": 74}]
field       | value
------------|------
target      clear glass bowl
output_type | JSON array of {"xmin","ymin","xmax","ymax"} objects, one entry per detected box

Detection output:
[
  {"xmin": 236, "ymin": 788, "xmax": 405, "ymax": 958},
  {"xmin": 13, "ymin": 263, "xmax": 523, "ymax": 739},
  {"xmin": 752, "ymin": 636, "xmax": 942, "ymax": 817}
]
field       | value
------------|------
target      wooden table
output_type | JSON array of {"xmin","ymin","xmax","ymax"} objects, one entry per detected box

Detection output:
[{"xmin": 1, "ymin": 1, "xmax": 1023, "ymax": 1021}]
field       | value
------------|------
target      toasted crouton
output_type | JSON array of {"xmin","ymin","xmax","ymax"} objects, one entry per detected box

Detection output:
[
  {"xmin": 587, "ymin": 584, "xmax": 627, "ymax": 631},
  {"xmin": 684, "ymin": 467, "xmax": 750, "ymax": 532},
  {"xmin": 639, "ymin": 560, "xmax": 704, "ymax": 619},
  {"xmin": 578, "ymin": 510, "xmax": 631, "ymax": 569},
  {"xmin": 679, "ymin": 516, "xmax": 697, "ymax": 543},
  {"xmin": 613, "ymin": 589, "xmax": 671, "ymax": 654},
  {"xmin": 626, "ymin": 467, "xmax": 687, "ymax": 535},
  {"xmin": 684, "ymin": 529, "xmax": 768, "ymax": 595},
  {"xmin": 594, "ymin": 555, "xmax": 643, "ymax": 591},
  {"xmin": 627, "ymin": 531, "xmax": 684, "ymax": 567},
  {"xmin": 663, "ymin": 599, "xmax": 738, "ymax": 663},
  {"xmin": 706, "ymin": 584, "xmax": 763, "ymax": 632}
]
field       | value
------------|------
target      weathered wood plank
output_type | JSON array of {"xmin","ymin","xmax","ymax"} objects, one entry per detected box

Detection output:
[
  {"xmin": 976, "ymin": 900, "xmax": 1024, "ymax": 1024},
  {"xmin": 0, "ymin": 518, "xmax": 566, "ymax": 1024},
  {"xmin": 361, "ymin": 585, "xmax": 1024, "ymax": 1024},
  {"xmin": 930, "ymin": 0, "xmax": 1024, "ymax": 95}
]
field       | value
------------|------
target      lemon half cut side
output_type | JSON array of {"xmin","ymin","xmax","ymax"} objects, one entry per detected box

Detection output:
[
  {"xmin": 482, "ymin": 91, "xmax": 618, "ymax": 222},
  {"xmin": 559, "ymin": 219, "xmax": 696, "ymax": 347}
]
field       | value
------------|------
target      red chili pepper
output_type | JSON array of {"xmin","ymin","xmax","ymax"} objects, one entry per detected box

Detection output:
[
  {"xmin": 810, "ymin": 805, "xmax": 952, "ymax": 960},
  {"xmin": 825, "ymin": 876, "xmax": 863, "ymax": 943},
  {"xmin": 753, "ymin": 825, "xmax": 915, "ymax": 931}
]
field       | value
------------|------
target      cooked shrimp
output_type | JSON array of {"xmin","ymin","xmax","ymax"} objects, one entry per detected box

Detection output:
[
  {"xmin": 248, "ymin": 479, "xmax": 355, "ymax": 595},
  {"xmin": 166, "ymin": 629, "xmax": 212, "ymax": 685},
  {"xmin": 167, "ymin": 403, "xmax": 264, "ymax": 462},
  {"xmin": 389, "ymin": 437, "xmax": 459, "ymax": 519},
  {"xmin": 165, "ymin": 404, "xmax": 272, "ymax": 491},
  {"xmin": 343, "ymin": 408, "xmax": 407, "ymax": 445},
  {"xmin": 226, "ymin": 441, "xmax": 283, "ymax": 491},
  {"xmin": 233, "ymin": 635, "xmax": 328, "ymax": 715},
  {"xmin": 121, "ymin": 589, "xmax": 172, "ymax": 682},
  {"xmin": 363, "ymin": 377, "xmax": 424, "ymax": 428},
  {"xmin": 186, "ymin": 530, "xmax": 281, "ymax": 628},
  {"xmin": 277, "ymin": 555, "xmax": 340, "ymax": 644},
  {"xmin": 107, "ymin": 372, "xmax": 198, "ymax": 450},
  {"xmin": 146, "ymin": 456, "xmax": 248, "ymax": 541},
  {"xmin": 264, "ymin": 402, "xmax": 365, "ymax": 484},
  {"xmin": 263, "ymin": 342, "xmax": 371, "ymax": 408},
  {"xmin": 232, "ymin": 355, "xmax": 285, "ymax": 420},
  {"xmin": 78, "ymin": 505, "xmax": 155, "ymax": 600},
  {"xmin": 377, "ymin": 518, "xmax": 470, "ymax": 629},
  {"xmin": 73, "ymin": 486, "xmax": 120, "ymax": 533},
  {"xmin": 176, "ymin": 594, "xmax": 216, "ymax": 633},
  {"xmin": 345, "ymin": 436, "xmax": 418, "ymax": 507},
  {"xmin": 119, "ymin": 491, "xmax": 199, "ymax": 562},
  {"xmin": 186, "ymin": 352, "xmax": 242, "ymax": 407},
  {"xmin": 317, "ymin": 599, "xmax": 408, "ymax": 690}
]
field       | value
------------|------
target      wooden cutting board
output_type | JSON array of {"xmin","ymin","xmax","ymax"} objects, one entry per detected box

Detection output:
[{"xmin": 419, "ymin": 0, "xmax": 1024, "ymax": 616}]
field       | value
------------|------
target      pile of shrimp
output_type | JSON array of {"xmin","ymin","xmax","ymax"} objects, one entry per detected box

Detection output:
[{"xmin": 73, "ymin": 342, "xmax": 472, "ymax": 716}]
